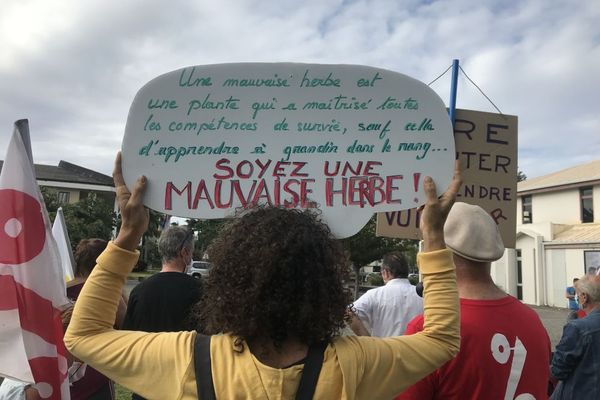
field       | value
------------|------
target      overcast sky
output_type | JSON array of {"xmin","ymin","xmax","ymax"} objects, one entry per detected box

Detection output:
[{"xmin": 1, "ymin": 0, "xmax": 598, "ymax": 180}]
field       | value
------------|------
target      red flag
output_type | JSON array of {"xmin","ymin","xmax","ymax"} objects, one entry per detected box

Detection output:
[{"xmin": 0, "ymin": 121, "xmax": 70, "ymax": 399}]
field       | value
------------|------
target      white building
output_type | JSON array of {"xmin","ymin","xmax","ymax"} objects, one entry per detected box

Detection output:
[{"xmin": 492, "ymin": 160, "xmax": 600, "ymax": 307}]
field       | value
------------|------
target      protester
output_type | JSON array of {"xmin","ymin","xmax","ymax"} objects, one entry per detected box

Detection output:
[
  {"xmin": 68, "ymin": 238, "xmax": 127, "ymax": 326},
  {"xmin": 349, "ymin": 251, "xmax": 423, "ymax": 336},
  {"xmin": 398, "ymin": 202, "xmax": 551, "ymax": 400},
  {"xmin": 123, "ymin": 226, "xmax": 203, "ymax": 400},
  {"xmin": 550, "ymin": 274, "xmax": 600, "ymax": 399},
  {"xmin": 65, "ymin": 154, "xmax": 462, "ymax": 399},
  {"xmin": 123, "ymin": 226, "xmax": 202, "ymax": 333},
  {"xmin": 67, "ymin": 238, "xmax": 121, "ymax": 399},
  {"xmin": 566, "ymin": 278, "xmax": 580, "ymax": 320}
]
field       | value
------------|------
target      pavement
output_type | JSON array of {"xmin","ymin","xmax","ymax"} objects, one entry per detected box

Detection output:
[{"xmin": 529, "ymin": 305, "xmax": 568, "ymax": 350}]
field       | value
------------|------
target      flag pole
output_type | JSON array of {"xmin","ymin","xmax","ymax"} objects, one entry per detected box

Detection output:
[
  {"xmin": 14, "ymin": 119, "xmax": 33, "ymax": 167},
  {"xmin": 448, "ymin": 59, "xmax": 459, "ymax": 127}
]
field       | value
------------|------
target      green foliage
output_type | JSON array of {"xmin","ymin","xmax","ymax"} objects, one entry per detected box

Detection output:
[
  {"xmin": 186, "ymin": 218, "xmax": 227, "ymax": 259},
  {"xmin": 367, "ymin": 273, "xmax": 384, "ymax": 286},
  {"xmin": 339, "ymin": 215, "xmax": 418, "ymax": 270},
  {"xmin": 139, "ymin": 236, "xmax": 161, "ymax": 270},
  {"xmin": 115, "ymin": 384, "xmax": 132, "ymax": 400},
  {"xmin": 41, "ymin": 187, "xmax": 116, "ymax": 249},
  {"xmin": 408, "ymin": 274, "xmax": 419, "ymax": 285}
]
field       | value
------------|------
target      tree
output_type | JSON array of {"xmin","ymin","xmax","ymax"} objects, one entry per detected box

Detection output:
[
  {"xmin": 339, "ymin": 215, "xmax": 418, "ymax": 299},
  {"xmin": 41, "ymin": 187, "xmax": 117, "ymax": 249},
  {"xmin": 186, "ymin": 218, "xmax": 227, "ymax": 259},
  {"xmin": 517, "ymin": 170, "xmax": 527, "ymax": 182}
]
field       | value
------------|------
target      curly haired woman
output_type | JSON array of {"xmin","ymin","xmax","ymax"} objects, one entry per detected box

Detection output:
[{"xmin": 65, "ymin": 154, "xmax": 462, "ymax": 400}]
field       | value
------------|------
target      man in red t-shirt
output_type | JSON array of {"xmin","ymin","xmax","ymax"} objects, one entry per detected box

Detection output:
[{"xmin": 397, "ymin": 203, "xmax": 551, "ymax": 400}]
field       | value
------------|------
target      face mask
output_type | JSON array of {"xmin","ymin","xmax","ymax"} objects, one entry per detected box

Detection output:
[{"xmin": 578, "ymin": 294, "xmax": 586, "ymax": 310}]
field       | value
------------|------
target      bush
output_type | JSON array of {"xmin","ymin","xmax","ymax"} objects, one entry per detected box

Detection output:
[
  {"xmin": 367, "ymin": 273, "xmax": 384, "ymax": 286},
  {"xmin": 408, "ymin": 274, "xmax": 419, "ymax": 285}
]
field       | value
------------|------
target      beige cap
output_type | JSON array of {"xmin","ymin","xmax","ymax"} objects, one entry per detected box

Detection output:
[{"xmin": 444, "ymin": 202, "xmax": 505, "ymax": 262}]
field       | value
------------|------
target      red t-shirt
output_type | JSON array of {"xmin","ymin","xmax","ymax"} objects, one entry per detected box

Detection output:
[{"xmin": 397, "ymin": 296, "xmax": 550, "ymax": 400}]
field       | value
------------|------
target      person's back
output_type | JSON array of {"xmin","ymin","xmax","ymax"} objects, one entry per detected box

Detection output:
[
  {"xmin": 122, "ymin": 226, "xmax": 202, "ymax": 399},
  {"xmin": 350, "ymin": 252, "xmax": 423, "ymax": 337},
  {"xmin": 398, "ymin": 202, "xmax": 550, "ymax": 400},
  {"xmin": 401, "ymin": 295, "xmax": 550, "ymax": 399},
  {"xmin": 123, "ymin": 272, "xmax": 200, "ymax": 331}
]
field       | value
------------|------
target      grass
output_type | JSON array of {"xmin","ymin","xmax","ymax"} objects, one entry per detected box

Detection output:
[
  {"xmin": 127, "ymin": 271, "xmax": 156, "ymax": 280},
  {"xmin": 115, "ymin": 384, "xmax": 133, "ymax": 400}
]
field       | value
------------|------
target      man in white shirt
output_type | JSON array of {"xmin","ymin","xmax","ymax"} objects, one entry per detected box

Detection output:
[{"xmin": 349, "ymin": 251, "xmax": 423, "ymax": 337}]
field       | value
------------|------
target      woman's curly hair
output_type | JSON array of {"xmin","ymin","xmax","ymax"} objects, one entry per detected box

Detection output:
[{"xmin": 195, "ymin": 206, "xmax": 351, "ymax": 348}]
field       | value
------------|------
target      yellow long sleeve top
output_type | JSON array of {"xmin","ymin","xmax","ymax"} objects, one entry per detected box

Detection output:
[{"xmin": 65, "ymin": 242, "xmax": 459, "ymax": 400}]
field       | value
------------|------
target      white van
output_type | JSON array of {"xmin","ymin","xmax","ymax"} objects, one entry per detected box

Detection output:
[{"xmin": 188, "ymin": 261, "xmax": 212, "ymax": 279}]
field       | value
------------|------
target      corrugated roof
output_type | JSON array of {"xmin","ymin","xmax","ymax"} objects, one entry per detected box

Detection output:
[
  {"xmin": 518, "ymin": 159, "xmax": 600, "ymax": 193},
  {"xmin": 0, "ymin": 160, "xmax": 113, "ymax": 186},
  {"xmin": 550, "ymin": 224, "xmax": 600, "ymax": 244}
]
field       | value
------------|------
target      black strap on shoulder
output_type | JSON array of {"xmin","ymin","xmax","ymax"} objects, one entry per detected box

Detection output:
[
  {"xmin": 194, "ymin": 334, "xmax": 217, "ymax": 400},
  {"xmin": 295, "ymin": 342, "xmax": 327, "ymax": 400},
  {"xmin": 194, "ymin": 335, "xmax": 327, "ymax": 400}
]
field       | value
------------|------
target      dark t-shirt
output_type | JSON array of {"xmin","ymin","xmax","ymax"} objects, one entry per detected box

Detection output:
[{"xmin": 122, "ymin": 272, "xmax": 202, "ymax": 332}]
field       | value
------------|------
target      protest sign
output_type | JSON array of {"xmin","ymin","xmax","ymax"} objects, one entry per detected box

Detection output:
[
  {"xmin": 376, "ymin": 109, "xmax": 518, "ymax": 247},
  {"xmin": 121, "ymin": 63, "xmax": 455, "ymax": 237}
]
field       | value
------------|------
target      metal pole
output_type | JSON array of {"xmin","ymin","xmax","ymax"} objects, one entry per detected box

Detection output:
[{"xmin": 448, "ymin": 59, "xmax": 459, "ymax": 127}]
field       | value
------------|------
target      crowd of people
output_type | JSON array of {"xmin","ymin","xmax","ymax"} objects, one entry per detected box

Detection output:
[{"xmin": 2, "ymin": 152, "xmax": 599, "ymax": 399}]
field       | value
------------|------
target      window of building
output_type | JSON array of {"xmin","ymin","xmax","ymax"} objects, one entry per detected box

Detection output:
[
  {"xmin": 522, "ymin": 196, "xmax": 532, "ymax": 224},
  {"xmin": 584, "ymin": 251, "xmax": 600, "ymax": 275},
  {"xmin": 57, "ymin": 191, "xmax": 70, "ymax": 205},
  {"xmin": 580, "ymin": 187, "xmax": 594, "ymax": 223},
  {"xmin": 516, "ymin": 249, "xmax": 523, "ymax": 300}
]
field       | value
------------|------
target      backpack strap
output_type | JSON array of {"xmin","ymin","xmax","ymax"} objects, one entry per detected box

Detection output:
[
  {"xmin": 295, "ymin": 342, "xmax": 327, "ymax": 400},
  {"xmin": 194, "ymin": 334, "xmax": 217, "ymax": 400},
  {"xmin": 194, "ymin": 335, "xmax": 327, "ymax": 400}
]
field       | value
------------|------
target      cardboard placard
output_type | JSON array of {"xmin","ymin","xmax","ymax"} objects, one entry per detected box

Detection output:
[
  {"xmin": 121, "ymin": 63, "xmax": 455, "ymax": 238},
  {"xmin": 376, "ymin": 109, "xmax": 518, "ymax": 247}
]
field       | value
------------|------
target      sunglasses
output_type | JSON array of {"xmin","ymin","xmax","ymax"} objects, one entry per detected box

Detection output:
[{"xmin": 178, "ymin": 229, "xmax": 194, "ymax": 253}]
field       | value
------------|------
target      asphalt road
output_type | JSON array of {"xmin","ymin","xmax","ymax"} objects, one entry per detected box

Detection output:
[{"xmin": 530, "ymin": 305, "xmax": 569, "ymax": 350}]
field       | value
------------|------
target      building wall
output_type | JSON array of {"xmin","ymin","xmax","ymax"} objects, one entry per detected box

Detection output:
[
  {"xmin": 513, "ymin": 180, "xmax": 600, "ymax": 308},
  {"xmin": 499, "ymin": 242, "xmax": 595, "ymax": 308},
  {"xmin": 545, "ymin": 249, "xmax": 567, "ymax": 308},
  {"xmin": 544, "ymin": 247, "xmax": 600, "ymax": 308},
  {"xmin": 531, "ymin": 189, "xmax": 581, "ymax": 225},
  {"xmin": 594, "ymin": 185, "xmax": 600, "ymax": 223},
  {"xmin": 518, "ymin": 235, "xmax": 538, "ymax": 304},
  {"xmin": 491, "ymin": 256, "xmax": 506, "ymax": 292},
  {"xmin": 44, "ymin": 186, "xmax": 80, "ymax": 204},
  {"xmin": 519, "ymin": 184, "xmax": 600, "ymax": 225}
]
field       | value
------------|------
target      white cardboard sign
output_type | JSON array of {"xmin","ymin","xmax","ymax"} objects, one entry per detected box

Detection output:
[{"xmin": 121, "ymin": 63, "xmax": 455, "ymax": 238}]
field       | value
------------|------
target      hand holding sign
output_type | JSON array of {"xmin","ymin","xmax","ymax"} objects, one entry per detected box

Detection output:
[
  {"xmin": 121, "ymin": 63, "xmax": 455, "ymax": 237},
  {"xmin": 420, "ymin": 160, "xmax": 462, "ymax": 252},
  {"xmin": 113, "ymin": 152, "xmax": 149, "ymax": 252}
]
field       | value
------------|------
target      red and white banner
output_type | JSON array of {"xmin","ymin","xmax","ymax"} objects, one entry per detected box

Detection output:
[{"xmin": 0, "ymin": 121, "xmax": 71, "ymax": 399}]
